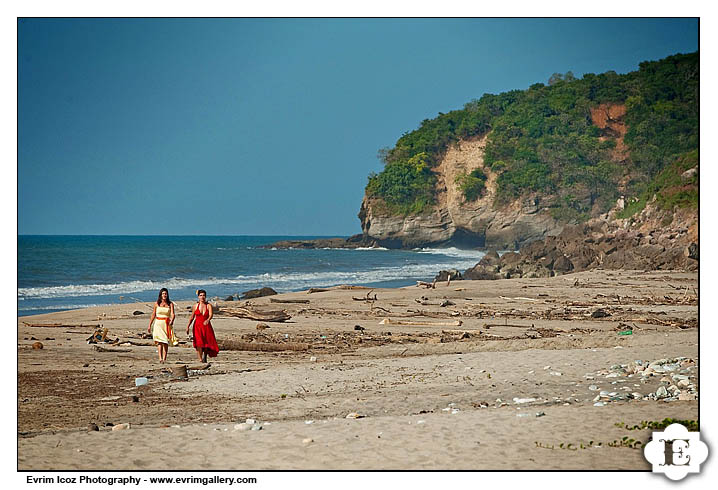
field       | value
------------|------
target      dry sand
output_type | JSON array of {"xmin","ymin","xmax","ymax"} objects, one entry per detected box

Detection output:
[{"xmin": 17, "ymin": 270, "xmax": 699, "ymax": 471}]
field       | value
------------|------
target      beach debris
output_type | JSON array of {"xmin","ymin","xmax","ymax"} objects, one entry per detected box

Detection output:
[
  {"xmin": 380, "ymin": 318, "xmax": 463, "ymax": 327},
  {"xmin": 112, "ymin": 423, "xmax": 130, "ymax": 431},
  {"xmin": 234, "ymin": 423, "xmax": 252, "ymax": 431},
  {"xmin": 416, "ymin": 280, "xmax": 436, "ymax": 289},
  {"xmin": 220, "ymin": 307, "xmax": 290, "ymax": 322},
  {"xmin": 131, "ymin": 395, "xmax": 140, "ymax": 403},
  {"xmin": 218, "ymin": 340, "xmax": 308, "ymax": 352},
  {"xmin": 93, "ymin": 345, "xmax": 131, "ymax": 353},
  {"xmin": 32, "ymin": 342, "xmax": 43, "ymax": 350},
  {"xmin": 23, "ymin": 322, "xmax": 101, "ymax": 328},
  {"xmin": 302, "ymin": 438, "xmax": 314, "ymax": 445},
  {"xmin": 353, "ymin": 290, "xmax": 378, "ymax": 302},
  {"xmin": 188, "ymin": 363, "xmax": 211, "ymax": 371},
  {"xmin": 309, "ymin": 356, "xmax": 317, "ymax": 362},
  {"xmin": 346, "ymin": 413, "xmax": 365, "ymax": 419},
  {"xmin": 256, "ymin": 323, "xmax": 270, "ymax": 331},
  {"xmin": 354, "ymin": 325, "xmax": 365, "ymax": 331},
  {"xmin": 517, "ymin": 412, "xmax": 546, "ymax": 418},
  {"xmin": 305, "ymin": 420, "xmax": 314, "ymax": 425},
  {"xmin": 440, "ymin": 300, "xmax": 455, "ymax": 307},
  {"xmin": 132, "ymin": 310, "xmax": 145, "ymax": 315},
  {"xmin": 134, "ymin": 377, "xmax": 149, "ymax": 387},
  {"xmin": 270, "ymin": 298, "xmax": 310, "ymax": 304},
  {"xmin": 171, "ymin": 365, "xmax": 188, "ymax": 379},
  {"xmin": 307, "ymin": 288, "xmax": 330, "ymax": 294},
  {"xmin": 88, "ymin": 423, "xmax": 99, "ymax": 431},
  {"xmin": 550, "ymin": 372, "xmax": 563, "ymax": 376},
  {"xmin": 513, "ymin": 397, "xmax": 537, "ymax": 404}
]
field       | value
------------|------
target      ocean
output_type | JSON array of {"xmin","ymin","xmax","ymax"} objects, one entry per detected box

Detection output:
[{"xmin": 17, "ymin": 236, "xmax": 487, "ymax": 317}]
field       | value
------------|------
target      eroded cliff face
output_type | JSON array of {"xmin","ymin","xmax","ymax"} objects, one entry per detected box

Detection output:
[{"xmin": 359, "ymin": 135, "xmax": 563, "ymax": 249}]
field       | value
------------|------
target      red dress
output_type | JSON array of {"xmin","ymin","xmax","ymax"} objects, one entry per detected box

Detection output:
[{"xmin": 192, "ymin": 303, "xmax": 219, "ymax": 357}]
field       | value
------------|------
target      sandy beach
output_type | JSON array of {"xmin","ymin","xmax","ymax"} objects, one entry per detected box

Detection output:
[{"xmin": 17, "ymin": 269, "xmax": 698, "ymax": 470}]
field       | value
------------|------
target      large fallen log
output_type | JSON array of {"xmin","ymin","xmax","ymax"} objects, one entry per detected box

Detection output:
[
  {"xmin": 93, "ymin": 345, "xmax": 132, "ymax": 353},
  {"xmin": 24, "ymin": 322, "xmax": 101, "ymax": 328},
  {"xmin": 218, "ymin": 340, "xmax": 308, "ymax": 351},
  {"xmin": 220, "ymin": 307, "xmax": 291, "ymax": 322},
  {"xmin": 379, "ymin": 318, "xmax": 463, "ymax": 327},
  {"xmin": 269, "ymin": 298, "xmax": 310, "ymax": 304}
]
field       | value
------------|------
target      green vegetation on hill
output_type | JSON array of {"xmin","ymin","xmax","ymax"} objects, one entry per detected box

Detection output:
[{"xmin": 366, "ymin": 52, "xmax": 698, "ymax": 219}]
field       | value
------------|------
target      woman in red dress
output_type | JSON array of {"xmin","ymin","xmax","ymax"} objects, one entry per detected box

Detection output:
[{"xmin": 186, "ymin": 289, "xmax": 219, "ymax": 362}]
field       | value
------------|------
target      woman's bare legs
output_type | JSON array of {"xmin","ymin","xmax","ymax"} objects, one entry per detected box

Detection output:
[
  {"xmin": 160, "ymin": 343, "xmax": 168, "ymax": 363},
  {"xmin": 195, "ymin": 347, "xmax": 204, "ymax": 362}
]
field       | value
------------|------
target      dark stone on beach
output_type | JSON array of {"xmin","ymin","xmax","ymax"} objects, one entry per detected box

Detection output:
[
  {"xmin": 131, "ymin": 395, "xmax": 140, "ymax": 403},
  {"xmin": 88, "ymin": 423, "xmax": 99, "ymax": 432},
  {"xmin": 224, "ymin": 295, "xmax": 235, "ymax": 301},
  {"xmin": 478, "ymin": 250, "xmax": 501, "ymax": 266},
  {"xmin": 591, "ymin": 309, "xmax": 610, "ymax": 318},
  {"xmin": 498, "ymin": 251, "xmax": 522, "ymax": 269},
  {"xmin": 132, "ymin": 310, "xmax": 144, "ymax": 315},
  {"xmin": 553, "ymin": 255, "xmax": 574, "ymax": 273},
  {"xmin": 434, "ymin": 269, "xmax": 462, "ymax": 282},
  {"xmin": 463, "ymin": 264, "xmax": 499, "ymax": 280},
  {"xmin": 241, "ymin": 287, "xmax": 278, "ymax": 299}
]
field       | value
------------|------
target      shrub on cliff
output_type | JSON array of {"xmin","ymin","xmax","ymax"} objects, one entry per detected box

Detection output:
[
  {"xmin": 455, "ymin": 168, "xmax": 488, "ymax": 201},
  {"xmin": 366, "ymin": 152, "xmax": 436, "ymax": 214}
]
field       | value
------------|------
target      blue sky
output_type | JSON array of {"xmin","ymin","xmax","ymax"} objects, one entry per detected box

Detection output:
[{"xmin": 18, "ymin": 18, "xmax": 698, "ymax": 236}]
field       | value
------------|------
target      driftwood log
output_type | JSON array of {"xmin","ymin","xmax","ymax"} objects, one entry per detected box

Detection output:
[
  {"xmin": 218, "ymin": 340, "xmax": 308, "ymax": 352},
  {"xmin": 24, "ymin": 322, "xmax": 101, "ymax": 328},
  {"xmin": 379, "ymin": 318, "xmax": 463, "ymax": 327},
  {"xmin": 220, "ymin": 307, "xmax": 291, "ymax": 322},
  {"xmin": 93, "ymin": 345, "xmax": 132, "ymax": 353},
  {"xmin": 269, "ymin": 298, "xmax": 310, "ymax": 304}
]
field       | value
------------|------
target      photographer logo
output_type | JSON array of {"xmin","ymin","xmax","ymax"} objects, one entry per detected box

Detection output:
[{"xmin": 643, "ymin": 423, "xmax": 708, "ymax": 481}]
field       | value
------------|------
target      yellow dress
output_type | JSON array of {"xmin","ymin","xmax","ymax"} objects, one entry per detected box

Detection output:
[{"xmin": 152, "ymin": 305, "xmax": 178, "ymax": 346}]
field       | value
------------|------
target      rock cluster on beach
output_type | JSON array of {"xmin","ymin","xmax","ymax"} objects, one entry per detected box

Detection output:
[{"xmin": 462, "ymin": 217, "xmax": 697, "ymax": 280}]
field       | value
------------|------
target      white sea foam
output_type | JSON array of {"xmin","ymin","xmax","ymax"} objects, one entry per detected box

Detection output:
[
  {"xmin": 18, "ymin": 256, "xmax": 485, "ymax": 300},
  {"xmin": 19, "ymin": 303, "xmax": 113, "ymax": 311}
]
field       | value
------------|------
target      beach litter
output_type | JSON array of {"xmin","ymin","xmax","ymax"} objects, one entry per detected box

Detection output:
[
  {"xmin": 346, "ymin": 412, "xmax": 365, "ymax": 419},
  {"xmin": 134, "ymin": 377, "xmax": 149, "ymax": 387},
  {"xmin": 111, "ymin": 423, "xmax": 130, "ymax": 431}
]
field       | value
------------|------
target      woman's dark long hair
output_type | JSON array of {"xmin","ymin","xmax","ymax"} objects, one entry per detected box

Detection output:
[{"xmin": 157, "ymin": 288, "xmax": 171, "ymax": 306}]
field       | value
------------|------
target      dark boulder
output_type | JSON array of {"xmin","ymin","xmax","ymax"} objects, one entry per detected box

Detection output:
[
  {"xmin": 478, "ymin": 250, "xmax": 501, "ymax": 267},
  {"xmin": 241, "ymin": 287, "xmax": 278, "ymax": 299},
  {"xmin": 434, "ymin": 269, "xmax": 463, "ymax": 282},
  {"xmin": 463, "ymin": 264, "xmax": 499, "ymax": 280},
  {"xmin": 552, "ymin": 255, "xmax": 574, "ymax": 273}
]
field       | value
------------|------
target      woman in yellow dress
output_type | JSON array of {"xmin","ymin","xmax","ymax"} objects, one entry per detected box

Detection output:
[{"xmin": 147, "ymin": 288, "xmax": 177, "ymax": 362}]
